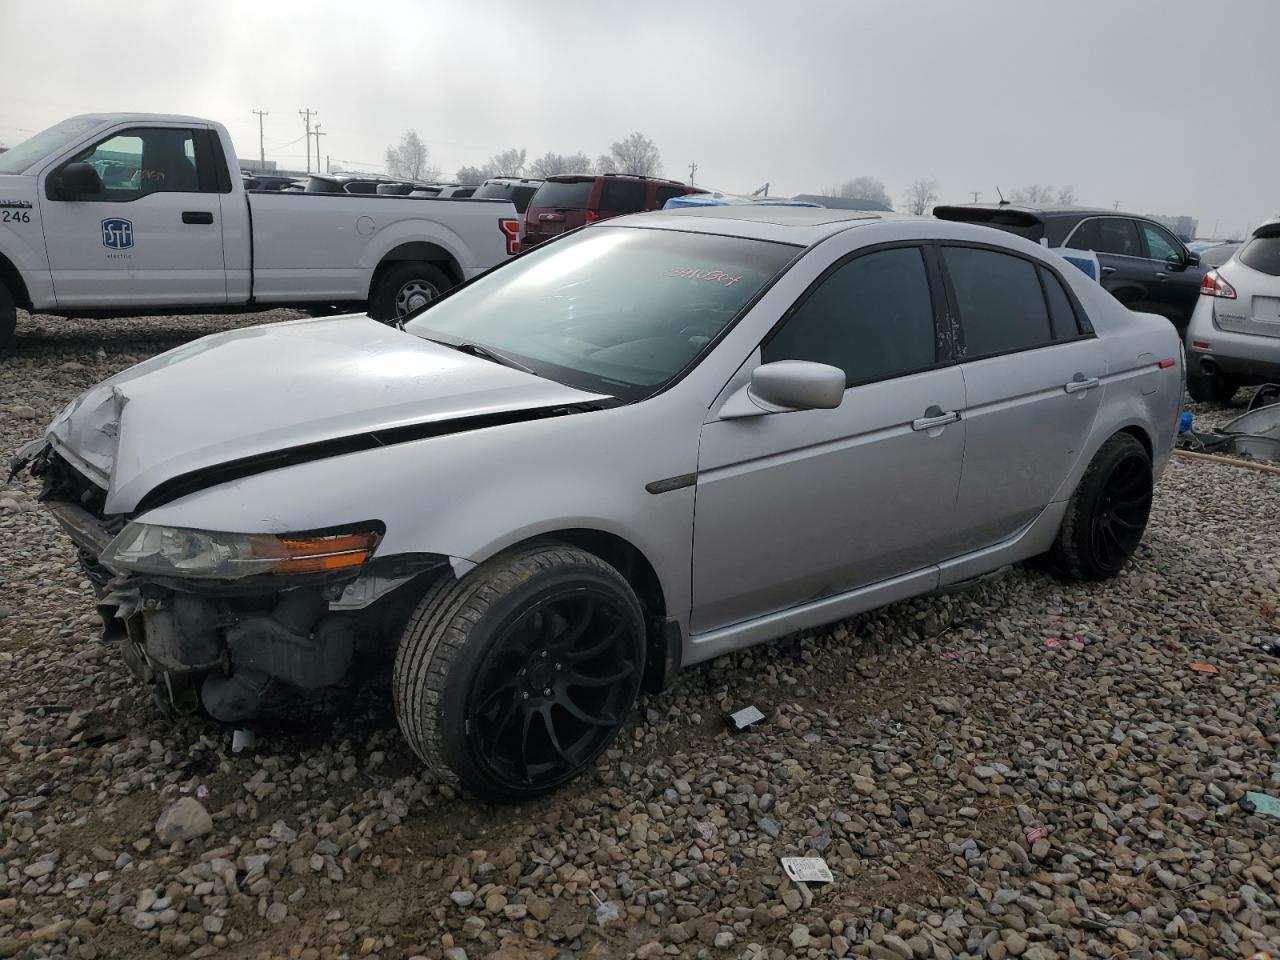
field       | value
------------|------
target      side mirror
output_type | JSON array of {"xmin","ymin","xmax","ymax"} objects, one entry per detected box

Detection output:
[
  {"xmin": 721, "ymin": 360, "xmax": 846, "ymax": 419},
  {"xmin": 1185, "ymin": 250, "xmax": 1201, "ymax": 268},
  {"xmin": 48, "ymin": 162, "xmax": 103, "ymax": 201}
]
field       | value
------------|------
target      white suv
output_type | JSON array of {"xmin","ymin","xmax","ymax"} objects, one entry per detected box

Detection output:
[{"xmin": 1186, "ymin": 220, "xmax": 1280, "ymax": 403}]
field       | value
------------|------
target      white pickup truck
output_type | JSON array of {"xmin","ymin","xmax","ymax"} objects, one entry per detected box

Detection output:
[{"xmin": 0, "ymin": 113, "xmax": 523, "ymax": 351}]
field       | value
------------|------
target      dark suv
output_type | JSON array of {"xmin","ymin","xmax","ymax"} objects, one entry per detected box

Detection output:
[
  {"xmin": 522, "ymin": 174, "xmax": 706, "ymax": 246},
  {"xmin": 934, "ymin": 204, "xmax": 1205, "ymax": 332}
]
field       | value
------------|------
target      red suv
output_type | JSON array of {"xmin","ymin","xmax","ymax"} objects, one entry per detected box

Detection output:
[{"xmin": 521, "ymin": 174, "xmax": 706, "ymax": 246}]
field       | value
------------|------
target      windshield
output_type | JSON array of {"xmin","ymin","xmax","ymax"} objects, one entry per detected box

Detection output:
[
  {"xmin": 0, "ymin": 116, "xmax": 104, "ymax": 175},
  {"xmin": 404, "ymin": 226, "xmax": 796, "ymax": 399}
]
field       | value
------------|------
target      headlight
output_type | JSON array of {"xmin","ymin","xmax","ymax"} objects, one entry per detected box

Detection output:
[{"xmin": 100, "ymin": 522, "xmax": 382, "ymax": 580}]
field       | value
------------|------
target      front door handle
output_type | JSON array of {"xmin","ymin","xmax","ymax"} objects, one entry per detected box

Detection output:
[
  {"xmin": 182, "ymin": 211, "xmax": 214, "ymax": 225},
  {"xmin": 1155, "ymin": 271, "xmax": 1168, "ymax": 280},
  {"xmin": 1065, "ymin": 374, "xmax": 1100, "ymax": 394},
  {"xmin": 911, "ymin": 405, "xmax": 960, "ymax": 432}
]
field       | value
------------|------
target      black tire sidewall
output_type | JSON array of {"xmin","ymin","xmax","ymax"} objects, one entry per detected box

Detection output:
[
  {"xmin": 1187, "ymin": 373, "xmax": 1236, "ymax": 405},
  {"xmin": 1062, "ymin": 434, "xmax": 1152, "ymax": 580},
  {"xmin": 370, "ymin": 261, "xmax": 451, "ymax": 323},
  {"xmin": 0, "ymin": 283, "xmax": 15, "ymax": 352},
  {"xmin": 438, "ymin": 557, "xmax": 645, "ymax": 800}
]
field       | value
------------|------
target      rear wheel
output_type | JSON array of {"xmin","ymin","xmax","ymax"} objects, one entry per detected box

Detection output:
[
  {"xmin": 369, "ymin": 261, "xmax": 453, "ymax": 324},
  {"xmin": 393, "ymin": 543, "xmax": 645, "ymax": 801},
  {"xmin": 1187, "ymin": 372, "xmax": 1238, "ymax": 405},
  {"xmin": 0, "ymin": 283, "xmax": 16, "ymax": 354},
  {"xmin": 1047, "ymin": 433, "xmax": 1153, "ymax": 581}
]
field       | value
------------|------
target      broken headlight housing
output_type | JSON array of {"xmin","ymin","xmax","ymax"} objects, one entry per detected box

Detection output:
[{"xmin": 100, "ymin": 522, "xmax": 382, "ymax": 581}]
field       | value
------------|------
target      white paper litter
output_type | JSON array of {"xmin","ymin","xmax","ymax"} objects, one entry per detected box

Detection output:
[{"xmin": 781, "ymin": 856, "xmax": 833, "ymax": 884}]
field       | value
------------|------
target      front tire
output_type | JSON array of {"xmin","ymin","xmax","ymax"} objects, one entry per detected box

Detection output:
[
  {"xmin": 0, "ymin": 283, "xmax": 16, "ymax": 354},
  {"xmin": 1186, "ymin": 372, "xmax": 1238, "ymax": 405},
  {"xmin": 394, "ymin": 544, "xmax": 645, "ymax": 801},
  {"xmin": 369, "ymin": 261, "xmax": 453, "ymax": 324},
  {"xmin": 1046, "ymin": 433, "xmax": 1153, "ymax": 581}
]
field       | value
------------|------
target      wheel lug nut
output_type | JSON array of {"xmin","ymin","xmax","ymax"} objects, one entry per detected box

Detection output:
[
  {"xmin": 540, "ymin": 650, "xmax": 548, "ymax": 658},
  {"xmin": 543, "ymin": 688, "xmax": 551, "ymax": 696},
  {"xmin": 522, "ymin": 692, "xmax": 529, "ymax": 700},
  {"xmin": 555, "ymin": 662, "xmax": 562, "ymax": 670}
]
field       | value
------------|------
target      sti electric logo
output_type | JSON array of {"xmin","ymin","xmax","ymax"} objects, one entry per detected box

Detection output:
[{"xmin": 101, "ymin": 218, "xmax": 134, "ymax": 250}]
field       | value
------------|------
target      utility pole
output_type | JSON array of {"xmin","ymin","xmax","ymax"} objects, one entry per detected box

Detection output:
[
  {"xmin": 688, "ymin": 160, "xmax": 697, "ymax": 185},
  {"xmin": 251, "ymin": 109, "xmax": 268, "ymax": 164},
  {"xmin": 298, "ymin": 108, "xmax": 316, "ymax": 173},
  {"xmin": 313, "ymin": 124, "xmax": 326, "ymax": 174},
  {"xmin": 1113, "ymin": 200, "xmax": 1121, "ymax": 211},
  {"xmin": 970, "ymin": 191, "xmax": 980, "ymax": 203}
]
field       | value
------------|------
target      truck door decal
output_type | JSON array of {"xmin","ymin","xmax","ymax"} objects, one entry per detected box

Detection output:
[{"xmin": 101, "ymin": 218, "xmax": 134, "ymax": 250}]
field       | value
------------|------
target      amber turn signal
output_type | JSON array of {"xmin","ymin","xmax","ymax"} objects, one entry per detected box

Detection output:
[{"xmin": 271, "ymin": 531, "xmax": 380, "ymax": 575}]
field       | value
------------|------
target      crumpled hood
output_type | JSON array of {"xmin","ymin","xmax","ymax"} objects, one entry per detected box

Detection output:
[{"xmin": 47, "ymin": 314, "xmax": 606, "ymax": 514}]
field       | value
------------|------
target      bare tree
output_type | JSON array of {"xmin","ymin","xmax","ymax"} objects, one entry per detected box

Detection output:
[
  {"xmin": 384, "ymin": 131, "xmax": 438, "ymax": 181},
  {"xmin": 1056, "ymin": 184, "xmax": 1078, "ymax": 205},
  {"xmin": 825, "ymin": 177, "xmax": 892, "ymax": 210},
  {"xmin": 487, "ymin": 148, "xmax": 527, "ymax": 177},
  {"xmin": 563, "ymin": 152, "xmax": 593, "ymax": 174},
  {"xmin": 455, "ymin": 164, "xmax": 490, "ymax": 185},
  {"xmin": 903, "ymin": 178, "xmax": 940, "ymax": 216},
  {"xmin": 608, "ymin": 132, "xmax": 662, "ymax": 176},
  {"xmin": 1010, "ymin": 184, "xmax": 1054, "ymax": 205},
  {"xmin": 593, "ymin": 153, "xmax": 614, "ymax": 175},
  {"xmin": 528, "ymin": 152, "xmax": 568, "ymax": 178}
]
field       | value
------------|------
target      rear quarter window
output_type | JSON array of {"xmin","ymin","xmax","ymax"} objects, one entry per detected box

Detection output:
[
  {"xmin": 600, "ymin": 179, "xmax": 647, "ymax": 213},
  {"xmin": 529, "ymin": 179, "xmax": 593, "ymax": 210},
  {"xmin": 1240, "ymin": 236, "xmax": 1280, "ymax": 277}
]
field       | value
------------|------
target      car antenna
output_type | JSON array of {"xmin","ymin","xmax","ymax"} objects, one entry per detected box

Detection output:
[{"xmin": 996, "ymin": 186, "xmax": 1009, "ymax": 207}]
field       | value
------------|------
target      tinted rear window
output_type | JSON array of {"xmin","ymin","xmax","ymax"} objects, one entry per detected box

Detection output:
[
  {"xmin": 1240, "ymin": 236, "xmax": 1280, "ymax": 277},
  {"xmin": 943, "ymin": 247, "xmax": 1054, "ymax": 358},
  {"xmin": 472, "ymin": 182, "xmax": 541, "ymax": 213},
  {"xmin": 529, "ymin": 179, "xmax": 594, "ymax": 209}
]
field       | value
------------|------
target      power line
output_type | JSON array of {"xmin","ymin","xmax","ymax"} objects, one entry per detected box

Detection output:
[{"xmin": 251, "ymin": 109, "xmax": 268, "ymax": 164}]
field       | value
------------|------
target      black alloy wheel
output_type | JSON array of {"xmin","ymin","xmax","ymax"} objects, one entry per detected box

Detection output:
[{"xmin": 466, "ymin": 588, "xmax": 638, "ymax": 789}]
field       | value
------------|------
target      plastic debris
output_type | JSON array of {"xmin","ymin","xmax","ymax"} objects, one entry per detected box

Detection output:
[
  {"xmin": 781, "ymin": 856, "xmax": 833, "ymax": 884},
  {"xmin": 589, "ymin": 888, "xmax": 620, "ymax": 926},
  {"xmin": 1026, "ymin": 827, "xmax": 1046, "ymax": 845},
  {"xmin": 1189, "ymin": 662, "xmax": 1219, "ymax": 674},
  {"xmin": 1242, "ymin": 791, "xmax": 1280, "ymax": 819},
  {"xmin": 1179, "ymin": 411, "xmax": 1193, "ymax": 434},
  {"xmin": 195, "ymin": 784, "xmax": 209, "ymax": 800},
  {"xmin": 1043, "ymin": 637, "xmax": 1061, "ymax": 649},
  {"xmin": 725, "ymin": 704, "xmax": 766, "ymax": 732},
  {"xmin": 231, "ymin": 728, "xmax": 257, "ymax": 753}
]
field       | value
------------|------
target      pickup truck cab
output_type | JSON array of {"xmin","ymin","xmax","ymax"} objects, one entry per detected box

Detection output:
[{"xmin": 0, "ymin": 114, "xmax": 522, "ymax": 351}]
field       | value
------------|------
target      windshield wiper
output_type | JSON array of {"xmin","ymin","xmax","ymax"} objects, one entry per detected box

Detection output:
[{"xmin": 449, "ymin": 342, "xmax": 536, "ymax": 375}]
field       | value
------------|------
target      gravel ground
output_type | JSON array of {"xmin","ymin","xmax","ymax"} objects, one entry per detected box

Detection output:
[{"xmin": 1, "ymin": 311, "xmax": 1278, "ymax": 960}]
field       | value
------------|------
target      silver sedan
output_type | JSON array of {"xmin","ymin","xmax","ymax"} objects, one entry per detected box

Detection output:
[{"xmin": 17, "ymin": 207, "xmax": 1184, "ymax": 799}]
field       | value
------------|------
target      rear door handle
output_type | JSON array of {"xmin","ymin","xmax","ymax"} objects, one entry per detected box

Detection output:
[
  {"xmin": 911, "ymin": 405, "xmax": 960, "ymax": 432},
  {"xmin": 1155, "ymin": 272, "xmax": 1168, "ymax": 280},
  {"xmin": 1101, "ymin": 266, "xmax": 1116, "ymax": 275},
  {"xmin": 1065, "ymin": 375, "xmax": 1100, "ymax": 394},
  {"xmin": 182, "ymin": 211, "xmax": 214, "ymax": 225}
]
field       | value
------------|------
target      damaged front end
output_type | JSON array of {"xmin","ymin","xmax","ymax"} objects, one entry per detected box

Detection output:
[{"xmin": 23, "ymin": 448, "xmax": 446, "ymax": 720}]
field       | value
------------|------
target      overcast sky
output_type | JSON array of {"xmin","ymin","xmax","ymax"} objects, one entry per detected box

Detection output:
[{"xmin": 1, "ymin": 0, "xmax": 1275, "ymax": 238}]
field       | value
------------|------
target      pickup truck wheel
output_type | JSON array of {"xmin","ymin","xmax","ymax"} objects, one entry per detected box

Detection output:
[
  {"xmin": 393, "ymin": 544, "xmax": 645, "ymax": 801},
  {"xmin": 370, "ymin": 262, "xmax": 452, "ymax": 323},
  {"xmin": 1186, "ymin": 372, "xmax": 1238, "ymax": 405},
  {"xmin": 0, "ymin": 283, "xmax": 15, "ymax": 353},
  {"xmin": 1046, "ymin": 433, "xmax": 1152, "ymax": 581}
]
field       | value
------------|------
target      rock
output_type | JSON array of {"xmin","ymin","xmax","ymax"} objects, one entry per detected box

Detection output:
[
  {"xmin": 790, "ymin": 924, "xmax": 811, "ymax": 949},
  {"xmin": 155, "ymin": 797, "xmax": 213, "ymax": 844},
  {"xmin": 450, "ymin": 890, "xmax": 475, "ymax": 907},
  {"xmin": 23, "ymin": 860, "xmax": 54, "ymax": 879}
]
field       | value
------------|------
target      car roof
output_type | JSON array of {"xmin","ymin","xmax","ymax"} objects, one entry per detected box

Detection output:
[
  {"xmin": 545, "ymin": 173, "xmax": 691, "ymax": 187},
  {"xmin": 606, "ymin": 206, "xmax": 904, "ymax": 245},
  {"xmin": 78, "ymin": 112, "xmax": 212, "ymax": 126}
]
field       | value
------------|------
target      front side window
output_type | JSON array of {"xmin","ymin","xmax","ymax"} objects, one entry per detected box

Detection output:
[
  {"xmin": 404, "ymin": 226, "xmax": 796, "ymax": 399},
  {"xmin": 599, "ymin": 179, "xmax": 646, "ymax": 213},
  {"xmin": 763, "ymin": 247, "xmax": 937, "ymax": 386},
  {"xmin": 1140, "ymin": 222, "xmax": 1183, "ymax": 263},
  {"xmin": 943, "ymin": 246, "xmax": 1053, "ymax": 358},
  {"xmin": 66, "ymin": 127, "xmax": 203, "ymax": 200}
]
